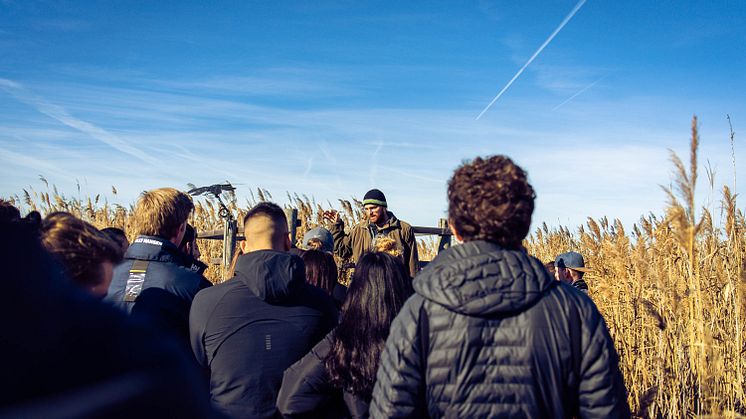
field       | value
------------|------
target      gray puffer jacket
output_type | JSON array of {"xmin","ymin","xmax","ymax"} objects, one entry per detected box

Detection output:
[{"xmin": 369, "ymin": 240, "xmax": 630, "ymax": 418}]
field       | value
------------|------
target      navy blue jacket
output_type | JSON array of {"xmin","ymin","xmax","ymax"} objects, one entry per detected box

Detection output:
[
  {"xmin": 105, "ymin": 236, "xmax": 211, "ymax": 341},
  {"xmin": 190, "ymin": 250, "xmax": 338, "ymax": 419}
]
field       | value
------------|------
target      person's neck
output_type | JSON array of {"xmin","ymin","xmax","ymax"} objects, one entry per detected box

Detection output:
[
  {"xmin": 244, "ymin": 241, "xmax": 285, "ymax": 253},
  {"xmin": 374, "ymin": 213, "xmax": 389, "ymax": 227}
]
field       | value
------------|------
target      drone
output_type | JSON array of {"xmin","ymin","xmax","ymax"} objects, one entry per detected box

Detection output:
[{"xmin": 187, "ymin": 182, "xmax": 236, "ymax": 219}]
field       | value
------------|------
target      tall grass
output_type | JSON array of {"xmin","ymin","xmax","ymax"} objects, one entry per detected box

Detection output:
[
  {"xmin": 4, "ymin": 116, "xmax": 744, "ymax": 417},
  {"xmin": 527, "ymin": 117, "xmax": 745, "ymax": 417}
]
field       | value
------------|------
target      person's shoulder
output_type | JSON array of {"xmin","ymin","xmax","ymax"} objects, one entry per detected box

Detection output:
[
  {"xmin": 191, "ymin": 279, "xmax": 238, "ymax": 317},
  {"xmin": 346, "ymin": 222, "xmax": 369, "ymax": 238},
  {"xmin": 296, "ymin": 284, "xmax": 339, "ymax": 320},
  {"xmin": 401, "ymin": 292, "xmax": 427, "ymax": 316},
  {"xmin": 398, "ymin": 218, "xmax": 413, "ymax": 227},
  {"xmin": 193, "ymin": 278, "xmax": 235, "ymax": 300},
  {"xmin": 396, "ymin": 218, "xmax": 414, "ymax": 232},
  {"xmin": 304, "ymin": 283, "xmax": 338, "ymax": 307},
  {"xmin": 158, "ymin": 260, "xmax": 209, "ymax": 287},
  {"xmin": 110, "ymin": 258, "xmax": 135, "ymax": 283}
]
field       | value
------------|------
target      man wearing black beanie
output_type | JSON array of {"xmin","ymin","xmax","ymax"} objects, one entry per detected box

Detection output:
[{"xmin": 324, "ymin": 189, "xmax": 419, "ymax": 277}]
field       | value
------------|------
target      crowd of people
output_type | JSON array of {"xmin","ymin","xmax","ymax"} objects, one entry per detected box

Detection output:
[{"xmin": 0, "ymin": 155, "xmax": 631, "ymax": 418}]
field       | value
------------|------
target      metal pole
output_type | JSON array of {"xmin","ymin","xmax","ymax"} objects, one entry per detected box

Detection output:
[
  {"xmin": 222, "ymin": 217, "xmax": 237, "ymax": 278},
  {"xmin": 284, "ymin": 208, "xmax": 299, "ymax": 247},
  {"xmin": 437, "ymin": 218, "xmax": 451, "ymax": 254}
]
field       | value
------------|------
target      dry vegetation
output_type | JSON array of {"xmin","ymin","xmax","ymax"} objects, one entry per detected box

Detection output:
[{"xmin": 3, "ymin": 117, "xmax": 744, "ymax": 417}]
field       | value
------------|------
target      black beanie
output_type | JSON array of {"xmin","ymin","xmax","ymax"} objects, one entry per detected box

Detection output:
[{"xmin": 362, "ymin": 189, "xmax": 387, "ymax": 207}]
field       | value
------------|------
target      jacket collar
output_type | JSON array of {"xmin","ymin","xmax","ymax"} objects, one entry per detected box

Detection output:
[
  {"xmin": 124, "ymin": 235, "xmax": 192, "ymax": 268},
  {"xmin": 413, "ymin": 240, "xmax": 555, "ymax": 316},
  {"xmin": 233, "ymin": 250, "xmax": 305, "ymax": 303},
  {"xmin": 367, "ymin": 211, "xmax": 401, "ymax": 232}
]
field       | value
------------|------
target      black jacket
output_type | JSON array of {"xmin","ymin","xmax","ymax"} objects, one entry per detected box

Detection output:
[
  {"xmin": 105, "ymin": 235, "xmax": 211, "ymax": 341},
  {"xmin": 277, "ymin": 331, "xmax": 369, "ymax": 419},
  {"xmin": 369, "ymin": 241, "xmax": 630, "ymax": 418},
  {"xmin": 190, "ymin": 250, "xmax": 339, "ymax": 419},
  {"xmin": 0, "ymin": 217, "xmax": 216, "ymax": 419}
]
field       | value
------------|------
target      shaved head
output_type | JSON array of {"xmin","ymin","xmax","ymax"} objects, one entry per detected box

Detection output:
[{"xmin": 242, "ymin": 202, "xmax": 290, "ymax": 252}]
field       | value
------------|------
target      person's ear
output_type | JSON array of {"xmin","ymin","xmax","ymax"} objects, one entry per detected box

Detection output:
[
  {"xmin": 239, "ymin": 240, "xmax": 249, "ymax": 253},
  {"xmin": 171, "ymin": 221, "xmax": 188, "ymax": 246},
  {"xmin": 448, "ymin": 219, "xmax": 464, "ymax": 244}
]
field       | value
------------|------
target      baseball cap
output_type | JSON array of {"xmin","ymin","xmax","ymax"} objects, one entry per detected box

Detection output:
[
  {"xmin": 302, "ymin": 227, "xmax": 334, "ymax": 253},
  {"xmin": 555, "ymin": 251, "xmax": 591, "ymax": 273}
]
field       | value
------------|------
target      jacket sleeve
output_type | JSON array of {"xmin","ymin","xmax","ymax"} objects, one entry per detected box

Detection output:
[
  {"xmin": 277, "ymin": 335, "xmax": 335, "ymax": 417},
  {"xmin": 369, "ymin": 295, "xmax": 427, "ymax": 419},
  {"xmin": 578, "ymin": 302, "xmax": 631, "ymax": 419},
  {"xmin": 329, "ymin": 220, "xmax": 353, "ymax": 260}
]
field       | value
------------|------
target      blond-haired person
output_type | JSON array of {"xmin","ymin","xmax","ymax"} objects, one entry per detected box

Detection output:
[{"xmin": 105, "ymin": 188, "xmax": 211, "ymax": 343}]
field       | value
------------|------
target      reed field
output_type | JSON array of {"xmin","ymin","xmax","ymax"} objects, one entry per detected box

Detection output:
[{"xmin": 3, "ymin": 118, "xmax": 745, "ymax": 418}]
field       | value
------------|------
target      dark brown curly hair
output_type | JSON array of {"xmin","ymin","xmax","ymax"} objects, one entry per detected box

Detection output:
[{"xmin": 447, "ymin": 155, "xmax": 535, "ymax": 249}]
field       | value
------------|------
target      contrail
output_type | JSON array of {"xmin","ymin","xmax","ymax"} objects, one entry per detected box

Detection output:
[
  {"xmin": 0, "ymin": 78, "xmax": 161, "ymax": 166},
  {"xmin": 552, "ymin": 76, "xmax": 603, "ymax": 111},
  {"xmin": 476, "ymin": 0, "xmax": 588, "ymax": 120}
]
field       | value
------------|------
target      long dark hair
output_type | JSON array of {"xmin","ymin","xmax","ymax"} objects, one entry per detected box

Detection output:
[
  {"xmin": 302, "ymin": 250, "xmax": 338, "ymax": 296},
  {"xmin": 325, "ymin": 252, "xmax": 413, "ymax": 399}
]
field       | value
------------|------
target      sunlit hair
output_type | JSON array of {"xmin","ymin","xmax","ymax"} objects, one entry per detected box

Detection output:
[
  {"xmin": 132, "ymin": 188, "xmax": 193, "ymax": 239},
  {"xmin": 40, "ymin": 212, "xmax": 121, "ymax": 287},
  {"xmin": 306, "ymin": 238, "xmax": 324, "ymax": 251},
  {"xmin": 302, "ymin": 249, "xmax": 338, "ymax": 296},
  {"xmin": 448, "ymin": 155, "xmax": 535, "ymax": 249},
  {"xmin": 325, "ymin": 252, "xmax": 413, "ymax": 399},
  {"xmin": 544, "ymin": 260, "xmax": 556, "ymax": 277},
  {"xmin": 373, "ymin": 236, "xmax": 403, "ymax": 259}
]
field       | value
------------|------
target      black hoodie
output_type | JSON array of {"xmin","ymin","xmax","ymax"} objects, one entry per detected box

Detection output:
[
  {"xmin": 189, "ymin": 250, "xmax": 338, "ymax": 419},
  {"xmin": 369, "ymin": 240, "xmax": 630, "ymax": 419}
]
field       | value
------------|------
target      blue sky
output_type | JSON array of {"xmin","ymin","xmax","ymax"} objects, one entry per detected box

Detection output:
[{"xmin": 1, "ymin": 0, "xmax": 745, "ymax": 231}]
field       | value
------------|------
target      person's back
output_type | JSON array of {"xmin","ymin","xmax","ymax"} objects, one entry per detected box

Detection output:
[
  {"xmin": 105, "ymin": 188, "xmax": 211, "ymax": 341},
  {"xmin": 370, "ymin": 156, "xmax": 630, "ymax": 418},
  {"xmin": 277, "ymin": 252, "xmax": 414, "ymax": 419},
  {"xmin": 0, "ymin": 205, "xmax": 215, "ymax": 419},
  {"xmin": 190, "ymin": 202, "xmax": 338, "ymax": 419}
]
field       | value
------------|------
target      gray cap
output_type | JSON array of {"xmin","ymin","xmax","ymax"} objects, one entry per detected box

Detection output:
[
  {"xmin": 302, "ymin": 227, "xmax": 334, "ymax": 253},
  {"xmin": 555, "ymin": 251, "xmax": 590, "ymax": 272}
]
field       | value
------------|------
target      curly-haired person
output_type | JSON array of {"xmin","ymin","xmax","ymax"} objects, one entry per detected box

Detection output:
[{"xmin": 370, "ymin": 155, "xmax": 630, "ymax": 418}]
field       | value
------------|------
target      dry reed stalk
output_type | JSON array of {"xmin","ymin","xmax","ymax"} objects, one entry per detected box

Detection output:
[{"xmin": 4, "ymin": 116, "xmax": 745, "ymax": 417}]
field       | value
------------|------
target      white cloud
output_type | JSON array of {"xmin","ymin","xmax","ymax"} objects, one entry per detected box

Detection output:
[{"xmin": 1, "ymin": 75, "xmax": 742, "ymax": 233}]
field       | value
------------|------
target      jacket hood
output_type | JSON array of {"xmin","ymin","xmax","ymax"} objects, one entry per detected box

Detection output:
[
  {"xmin": 413, "ymin": 240, "xmax": 554, "ymax": 316},
  {"xmin": 234, "ymin": 250, "xmax": 305, "ymax": 303},
  {"xmin": 125, "ymin": 236, "xmax": 191, "ymax": 267}
]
